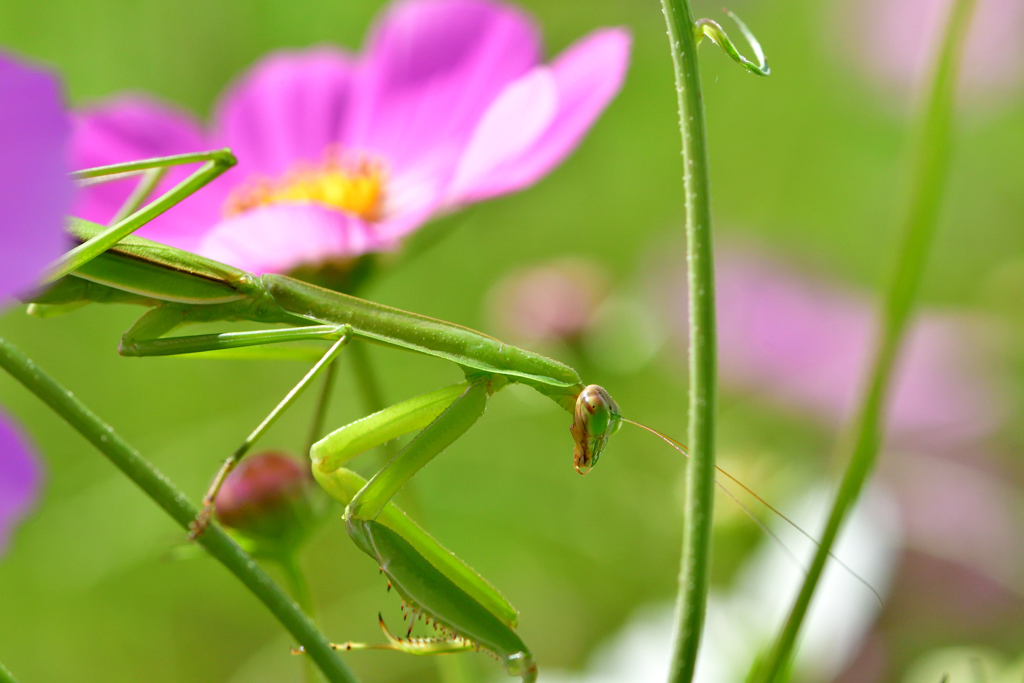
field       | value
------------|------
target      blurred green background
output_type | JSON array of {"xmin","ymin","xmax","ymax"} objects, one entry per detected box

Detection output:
[{"xmin": 1, "ymin": 0, "xmax": 1023, "ymax": 681}]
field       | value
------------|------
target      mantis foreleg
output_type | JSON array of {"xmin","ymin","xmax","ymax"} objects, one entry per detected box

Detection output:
[
  {"xmin": 312, "ymin": 378, "xmax": 536, "ymax": 680},
  {"xmin": 347, "ymin": 380, "xmax": 489, "ymax": 522}
]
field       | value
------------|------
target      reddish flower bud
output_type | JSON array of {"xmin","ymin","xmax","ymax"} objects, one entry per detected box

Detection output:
[{"xmin": 215, "ymin": 452, "xmax": 326, "ymax": 557}]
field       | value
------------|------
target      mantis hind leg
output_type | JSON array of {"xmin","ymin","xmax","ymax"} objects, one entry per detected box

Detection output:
[
  {"xmin": 189, "ymin": 328, "xmax": 352, "ymax": 538},
  {"xmin": 114, "ymin": 310, "xmax": 357, "ymax": 537},
  {"xmin": 49, "ymin": 150, "xmax": 237, "ymax": 283}
]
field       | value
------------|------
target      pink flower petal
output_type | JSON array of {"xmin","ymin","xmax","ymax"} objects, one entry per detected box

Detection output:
[
  {"xmin": 367, "ymin": 185, "xmax": 443, "ymax": 244},
  {"xmin": 196, "ymin": 204, "xmax": 383, "ymax": 275},
  {"xmin": 213, "ymin": 49, "xmax": 360, "ymax": 178},
  {"xmin": 0, "ymin": 53, "xmax": 73, "ymax": 301},
  {"xmin": 65, "ymin": 2, "xmax": 630, "ymax": 274},
  {"xmin": 445, "ymin": 67, "xmax": 558, "ymax": 204},
  {"xmin": 351, "ymin": 0, "xmax": 541, "ymax": 182},
  {"xmin": 0, "ymin": 412, "xmax": 43, "ymax": 557},
  {"xmin": 446, "ymin": 28, "xmax": 630, "ymax": 205},
  {"xmin": 71, "ymin": 97, "xmax": 224, "ymax": 252}
]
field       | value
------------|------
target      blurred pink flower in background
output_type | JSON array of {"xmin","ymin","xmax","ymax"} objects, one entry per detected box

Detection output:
[
  {"xmin": 0, "ymin": 52, "xmax": 74, "ymax": 555},
  {"xmin": 892, "ymin": 452, "xmax": 1024, "ymax": 594},
  {"xmin": 668, "ymin": 247, "xmax": 1006, "ymax": 449},
  {"xmin": 487, "ymin": 258, "xmax": 610, "ymax": 345},
  {"xmin": 839, "ymin": 0, "xmax": 1024, "ymax": 101},
  {"xmin": 72, "ymin": 0, "xmax": 631, "ymax": 275}
]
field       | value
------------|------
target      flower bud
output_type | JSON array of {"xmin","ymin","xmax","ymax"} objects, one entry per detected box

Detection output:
[
  {"xmin": 215, "ymin": 451, "xmax": 326, "ymax": 557},
  {"xmin": 487, "ymin": 258, "xmax": 609, "ymax": 346}
]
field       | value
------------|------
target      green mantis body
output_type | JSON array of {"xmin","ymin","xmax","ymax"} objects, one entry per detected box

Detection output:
[{"xmin": 34, "ymin": 211, "xmax": 625, "ymax": 681}]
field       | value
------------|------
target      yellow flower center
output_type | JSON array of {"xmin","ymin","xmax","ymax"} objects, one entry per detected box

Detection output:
[{"xmin": 225, "ymin": 155, "xmax": 386, "ymax": 221}]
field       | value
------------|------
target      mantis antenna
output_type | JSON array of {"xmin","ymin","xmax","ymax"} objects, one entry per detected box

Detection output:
[{"xmin": 622, "ymin": 418, "xmax": 884, "ymax": 607}]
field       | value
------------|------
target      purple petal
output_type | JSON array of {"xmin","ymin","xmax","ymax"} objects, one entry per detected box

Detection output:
[
  {"xmin": 196, "ymin": 204, "xmax": 385, "ymax": 275},
  {"xmin": 212, "ymin": 49, "xmax": 359, "ymax": 178},
  {"xmin": 446, "ymin": 28, "xmax": 631, "ymax": 205},
  {"xmin": 350, "ymin": 0, "xmax": 541, "ymax": 183},
  {"xmin": 0, "ymin": 412, "xmax": 43, "ymax": 557},
  {"xmin": 70, "ymin": 97, "xmax": 225, "ymax": 251},
  {"xmin": 0, "ymin": 53, "xmax": 74, "ymax": 302}
]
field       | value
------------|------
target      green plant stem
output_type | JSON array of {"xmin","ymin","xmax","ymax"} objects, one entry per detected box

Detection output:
[
  {"xmin": 0, "ymin": 337, "xmax": 357, "ymax": 683},
  {"xmin": 280, "ymin": 556, "xmax": 315, "ymax": 619},
  {"xmin": 436, "ymin": 655, "xmax": 477, "ymax": 683},
  {"xmin": 281, "ymin": 557, "xmax": 321, "ymax": 683},
  {"xmin": 0, "ymin": 659, "xmax": 19, "ymax": 683},
  {"xmin": 660, "ymin": 1, "xmax": 718, "ymax": 681},
  {"xmin": 752, "ymin": 1, "xmax": 977, "ymax": 680}
]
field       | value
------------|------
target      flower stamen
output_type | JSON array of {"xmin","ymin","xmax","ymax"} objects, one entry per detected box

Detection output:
[{"xmin": 225, "ymin": 154, "xmax": 386, "ymax": 221}]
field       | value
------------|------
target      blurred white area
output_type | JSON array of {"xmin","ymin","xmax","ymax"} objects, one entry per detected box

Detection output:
[{"xmin": 537, "ymin": 484, "xmax": 902, "ymax": 683}]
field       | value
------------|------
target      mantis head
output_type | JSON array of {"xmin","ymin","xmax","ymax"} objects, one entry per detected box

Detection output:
[{"xmin": 571, "ymin": 384, "xmax": 622, "ymax": 475}]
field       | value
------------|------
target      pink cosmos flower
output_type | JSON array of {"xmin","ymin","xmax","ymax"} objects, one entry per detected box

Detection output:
[
  {"xmin": 0, "ymin": 52, "xmax": 74, "ymax": 555},
  {"xmin": 71, "ymin": 0, "xmax": 631, "ymax": 275}
]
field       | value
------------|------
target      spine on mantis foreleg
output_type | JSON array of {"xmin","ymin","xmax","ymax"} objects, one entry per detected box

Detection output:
[
  {"xmin": 314, "ymin": 467, "xmax": 519, "ymax": 629},
  {"xmin": 313, "ymin": 380, "xmax": 535, "ymax": 678},
  {"xmin": 351, "ymin": 519, "xmax": 536, "ymax": 681}
]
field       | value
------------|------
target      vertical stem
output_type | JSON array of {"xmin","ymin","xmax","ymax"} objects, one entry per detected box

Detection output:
[
  {"xmin": 0, "ymin": 337, "xmax": 358, "ymax": 683},
  {"xmin": 436, "ymin": 655, "xmax": 477, "ymax": 683},
  {"xmin": 280, "ymin": 556, "xmax": 315, "ymax": 619},
  {"xmin": 281, "ymin": 557, "xmax": 321, "ymax": 683},
  {"xmin": 347, "ymin": 340, "xmax": 386, "ymax": 416},
  {"xmin": 752, "ymin": 1, "xmax": 977, "ymax": 680},
  {"xmin": 660, "ymin": 1, "xmax": 718, "ymax": 682}
]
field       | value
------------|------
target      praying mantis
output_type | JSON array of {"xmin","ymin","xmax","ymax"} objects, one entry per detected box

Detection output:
[
  {"xmin": 18, "ymin": 12, "xmax": 781, "ymax": 679},
  {"xmin": 31, "ymin": 144, "xmax": 857, "ymax": 681}
]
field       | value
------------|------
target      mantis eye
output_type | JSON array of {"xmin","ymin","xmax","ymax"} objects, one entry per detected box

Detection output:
[{"xmin": 570, "ymin": 384, "xmax": 622, "ymax": 475}]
